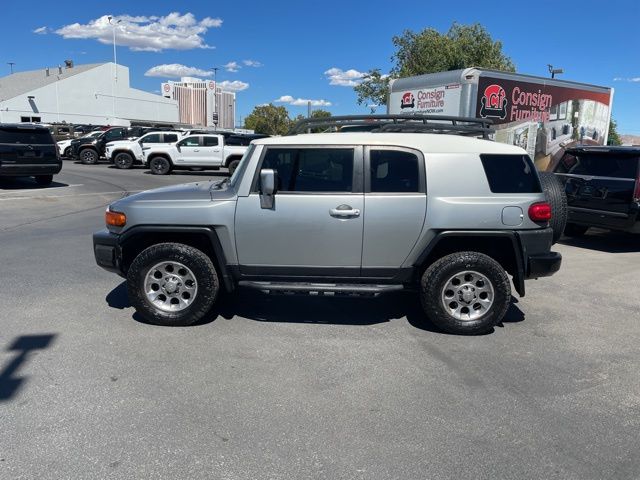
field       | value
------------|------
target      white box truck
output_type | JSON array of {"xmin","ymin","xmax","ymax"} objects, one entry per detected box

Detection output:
[{"xmin": 388, "ymin": 68, "xmax": 614, "ymax": 170}]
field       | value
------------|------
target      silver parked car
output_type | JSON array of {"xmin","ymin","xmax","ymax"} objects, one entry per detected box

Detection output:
[{"xmin": 93, "ymin": 115, "xmax": 563, "ymax": 335}]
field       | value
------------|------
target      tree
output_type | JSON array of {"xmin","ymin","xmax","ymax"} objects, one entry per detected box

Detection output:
[
  {"xmin": 310, "ymin": 109, "xmax": 331, "ymax": 119},
  {"xmin": 355, "ymin": 23, "xmax": 515, "ymax": 107},
  {"xmin": 607, "ymin": 119, "xmax": 622, "ymax": 146},
  {"xmin": 244, "ymin": 104, "xmax": 292, "ymax": 135}
]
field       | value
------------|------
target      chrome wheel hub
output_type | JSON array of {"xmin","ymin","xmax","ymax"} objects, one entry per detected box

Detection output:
[
  {"xmin": 144, "ymin": 261, "xmax": 198, "ymax": 312},
  {"xmin": 441, "ymin": 270, "xmax": 494, "ymax": 321}
]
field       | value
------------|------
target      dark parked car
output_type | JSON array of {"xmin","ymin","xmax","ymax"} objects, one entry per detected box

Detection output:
[
  {"xmin": 552, "ymin": 146, "xmax": 640, "ymax": 235},
  {"xmin": 71, "ymin": 126, "xmax": 153, "ymax": 164},
  {"xmin": 0, "ymin": 123, "xmax": 62, "ymax": 186}
]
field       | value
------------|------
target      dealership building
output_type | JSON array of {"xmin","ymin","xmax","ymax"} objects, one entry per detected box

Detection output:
[
  {"xmin": 161, "ymin": 77, "xmax": 236, "ymax": 130},
  {"xmin": 0, "ymin": 62, "xmax": 179, "ymax": 126}
]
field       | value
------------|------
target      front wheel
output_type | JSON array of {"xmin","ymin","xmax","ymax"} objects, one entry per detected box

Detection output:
[
  {"xmin": 148, "ymin": 156, "xmax": 172, "ymax": 175},
  {"xmin": 420, "ymin": 252, "xmax": 511, "ymax": 335},
  {"xmin": 127, "ymin": 243, "xmax": 219, "ymax": 326},
  {"xmin": 228, "ymin": 159, "xmax": 240, "ymax": 175}
]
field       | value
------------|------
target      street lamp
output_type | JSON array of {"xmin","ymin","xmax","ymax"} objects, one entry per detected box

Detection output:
[
  {"xmin": 547, "ymin": 64, "xmax": 563, "ymax": 79},
  {"xmin": 210, "ymin": 67, "xmax": 219, "ymax": 128},
  {"xmin": 108, "ymin": 16, "xmax": 121, "ymax": 122}
]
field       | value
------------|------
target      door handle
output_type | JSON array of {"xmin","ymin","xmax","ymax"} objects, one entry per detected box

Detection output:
[
  {"xmin": 329, "ymin": 205, "xmax": 360, "ymax": 218},
  {"xmin": 193, "ymin": 149, "xmax": 200, "ymax": 152}
]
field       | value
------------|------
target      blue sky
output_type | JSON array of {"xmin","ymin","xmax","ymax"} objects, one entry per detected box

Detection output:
[{"xmin": 2, "ymin": 0, "xmax": 639, "ymax": 133}]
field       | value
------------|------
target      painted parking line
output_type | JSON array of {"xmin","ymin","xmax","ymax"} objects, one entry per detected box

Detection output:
[
  {"xmin": 0, "ymin": 184, "xmax": 84, "ymax": 195},
  {"xmin": 0, "ymin": 190, "xmax": 142, "ymax": 201}
]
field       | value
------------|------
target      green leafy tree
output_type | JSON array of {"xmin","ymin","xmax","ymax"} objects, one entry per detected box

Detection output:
[
  {"xmin": 607, "ymin": 119, "xmax": 622, "ymax": 146},
  {"xmin": 310, "ymin": 109, "xmax": 331, "ymax": 119},
  {"xmin": 244, "ymin": 104, "xmax": 292, "ymax": 135},
  {"xmin": 355, "ymin": 22, "xmax": 516, "ymax": 107}
]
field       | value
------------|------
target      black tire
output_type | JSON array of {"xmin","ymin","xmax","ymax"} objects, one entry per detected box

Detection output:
[
  {"xmin": 63, "ymin": 147, "xmax": 71, "ymax": 158},
  {"xmin": 127, "ymin": 243, "xmax": 219, "ymax": 326},
  {"xmin": 114, "ymin": 152, "xmax": 134, "ymax": 169},
  {"xmin": 149, "ymin": 156, "xmax": 172, "ymax": 175},
  {"xmin": 35, "ymin": 175, "xmax": 53, "ymax": 186},
  {"xmin": 80, "ymin": 148, "xmax": 99, "ymax": 165},
  {"xmin": 420, "ymin": 251, "xmax": 511, "ymax": 335},
  {"xmin": 538, "ymin": 171, "xmax": 567, "ymax": 244},
  {"xmin": 228, "ymin": 158, "xmax": 240, "ymax": 175},
  {"xmin": 564, "ymin": 222, "xmax": 589, "ymax": 237}
]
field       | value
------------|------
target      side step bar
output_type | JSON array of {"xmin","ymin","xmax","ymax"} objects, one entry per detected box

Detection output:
[{"xmin": 238, "ymin": 281, "xmax": 404, "ymax": 295}]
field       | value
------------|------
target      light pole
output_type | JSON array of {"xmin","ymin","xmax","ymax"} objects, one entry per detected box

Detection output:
[
  {"xmin": 547, "ymin": 64, "xmax": 563, "ymax": 79},
  {"xmin": 108, "ymin": 16, "xmax": 121, "ymax": 122},
  {"xmin": 7, "ymin": 62, "xmax": 15, "ymax": 74},
  {"xmin": 210, "ymin": 67, "xmax": 219, "ymax": 129}
]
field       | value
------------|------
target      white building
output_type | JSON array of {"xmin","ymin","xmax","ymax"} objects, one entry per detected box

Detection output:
[
  {"xmin": 0, "ymin": 62, "xmax": 179, "ymax": 126},
  {"xmin": 161, "ymin": 77, "xmax": 236, "ymax": 129}
]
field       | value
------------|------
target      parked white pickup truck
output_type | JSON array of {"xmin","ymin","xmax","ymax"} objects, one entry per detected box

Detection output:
[
  {"xmin": 106, "ymin": 131, "xmax": 182, "ymax": 169},
  {"xmin": 143, "ymin": 133, "xmax": 249, "ymax": 175}
]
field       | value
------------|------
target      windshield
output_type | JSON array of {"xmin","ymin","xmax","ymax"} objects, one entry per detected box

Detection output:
[{"xmin": 228, "ymin": 144, "xmax": 256, "ymax": 189}]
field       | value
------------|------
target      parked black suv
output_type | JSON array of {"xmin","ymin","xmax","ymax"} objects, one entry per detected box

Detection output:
[
  {"xmin": 0, "ymin": 124, "xmax": 62, "ymax": 186},
  {"xmin": 71, "ymin": 126, "xmax": 153, "ymax": 164},
  {"xmin": 552, "ymin": 146, "xmax": 640, "ymax": 235}
]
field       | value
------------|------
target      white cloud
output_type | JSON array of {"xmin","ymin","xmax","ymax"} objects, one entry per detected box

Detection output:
[
  {"xmin": 55, "ymin": 12, "xmax": 222, "ymax": 52},
  {"xmin": 324, "ymin": 67, "xmax": 366, "ymax": 87},
  {"xmin": 613, "ymin": 77, "xmax": 640, "ymax": 82},
  {"xmin": 224, "ymin": 61, "xmax": 240, "ymax": 73},
  {"xmin": 33, "ymin": 26, "xmax": 49, "ymax": 34},
  {"xmin": 275, "ymin": 95, "xmax": 332, "ymax": 107},
  {"xmin": 145, "ymin": 63, "xmax": 211, "ymax": 78},
  {"xmin": 243, "ymin": 59, "xmax": 263, "ymax": 67},
  {"xmin": 218, "ymin": 80, "xmax": 249, "ymax": 92}
]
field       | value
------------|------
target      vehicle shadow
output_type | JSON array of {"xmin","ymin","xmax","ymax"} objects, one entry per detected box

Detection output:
[
  {"xmin": 106, "ymin": 281, "xmax": 525, "ymax": 334},
  {"xmin": 0, "ymin": 177, "xmax": 69, "ymax": 190},
  {"xmin": 0, "ymin": 334, "xmax": 56, "ymax": 402},
  {"xmin": 559, "ymin": 229, "xmax": 639, "ymax": 253}
]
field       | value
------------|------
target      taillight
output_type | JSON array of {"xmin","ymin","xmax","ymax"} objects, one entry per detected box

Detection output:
[
  {"xmin": 634, "ymin": 172, "xmax": 640, "ymax": 202},
  {"xmin": 528, "ymin": 202, "xmax": 552, "ymax": 222}
]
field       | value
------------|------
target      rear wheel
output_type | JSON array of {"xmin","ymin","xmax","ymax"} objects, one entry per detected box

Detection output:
[
  {"xmin": 538, "ymin": 171, "xmax": 567, "ymax": 244},
  {"xmin": 420, "ymin": 251, "xmax": 511, "ymax": 335},
  {"xmin": 114, "ymin": 152, "xmax": 134, "ymax": 169},
  {"xmin": 80, "ymin": 148, "xmax": 99, "ymax": 165},
  {"xmin": 149, "ymin": 156, "xmax": 172, "ymax": 175},
  {"xmin": 35, "ymin": 175, "xmax": 53, "ymax": 186},
  {"xmin": 127, "ymin": 243, "xmax": 219, "ymax": 326},
  {"xmin": 564, "ymin": 223, "xmax": 589, "ymax": 237}
]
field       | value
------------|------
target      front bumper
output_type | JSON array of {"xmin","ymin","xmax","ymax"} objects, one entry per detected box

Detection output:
[{"xmin": 93, "ymin": 229, "xmax": 124, "ymax": 276}]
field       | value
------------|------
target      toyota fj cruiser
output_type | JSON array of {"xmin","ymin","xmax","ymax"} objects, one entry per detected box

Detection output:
[{"xmin": 93, "ymin": 115, "xmax": 563, "ymax": 335}]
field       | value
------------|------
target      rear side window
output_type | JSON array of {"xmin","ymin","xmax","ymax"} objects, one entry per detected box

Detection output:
[
  {"xmin": 370, "ymin": 149, "xmax": 420, "ymax": 192},
  {"xmin": 164, "ymin": 134, "xmax": 178, "ymax": 143},
  {"xmin": 203, "ymin": 136, "xmax": 219, "ymax": 146},
  {"xmin": 555, "ymin": 153, "xmax": 638, "ymax": 179},
  {"xmin": 480, "ymin": 154, "xmax": 541, "ymax": 193},
  {"xmin": 260, "ymin": 148, "xmax": 354, "ymax": 192},
  {"xmin": 0, "ymin": 128, "xmax": 53, "ymax": 144}
]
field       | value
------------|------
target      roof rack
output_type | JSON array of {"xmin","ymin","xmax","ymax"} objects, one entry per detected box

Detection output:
[{"xmin": 286, "ymin": 114, "xmax": 494, "ymax": 139}]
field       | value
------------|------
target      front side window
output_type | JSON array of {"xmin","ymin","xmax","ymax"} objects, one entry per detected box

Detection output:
[
  {"xmin": 370, "ymin": 149, "xmax": 420, "ymax": 192},
  {"xmin": 260, "ymin": 148, "xmax": 354, "ymax": 192},
  {"xmin": 141, "ymin": 134, "xmax": 161, "ymax": 144},
  {"xmin": 180, "ymin": 136, "xmax": 200, "ymax": 147}
]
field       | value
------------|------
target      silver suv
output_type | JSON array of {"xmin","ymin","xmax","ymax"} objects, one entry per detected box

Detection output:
[{"xmin": 93, "ymin": 115, "xmax": 563, "ymax": 335}]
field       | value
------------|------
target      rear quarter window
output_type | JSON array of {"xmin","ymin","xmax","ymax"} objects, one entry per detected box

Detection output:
[{"xmin": 480, "ymin": 154, "xmax": 541, "ymax": 193}]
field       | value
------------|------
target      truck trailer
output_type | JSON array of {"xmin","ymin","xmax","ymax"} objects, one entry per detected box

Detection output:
[{"xmin": 388, "ymin": 68, "xmax": 614, "ymax": 170}]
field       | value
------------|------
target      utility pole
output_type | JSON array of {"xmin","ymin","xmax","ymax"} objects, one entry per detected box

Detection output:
[
  {"xmin": 7, "ymin": 62, "xmax": 15, "ymax": 74},
  {"xmin": 108, "ymin": 16, "xmax": 121, "ymax": 122}
]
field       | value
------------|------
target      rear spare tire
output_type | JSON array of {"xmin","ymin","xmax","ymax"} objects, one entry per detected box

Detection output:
[{"xmin": 538, "ymin": 171, "xmax": 567, "ymax": 244}]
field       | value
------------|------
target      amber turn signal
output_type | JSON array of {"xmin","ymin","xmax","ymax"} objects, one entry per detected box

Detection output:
[{"xmin": 106, "ymin": 210, "xmax": 127, "ymax": 227}]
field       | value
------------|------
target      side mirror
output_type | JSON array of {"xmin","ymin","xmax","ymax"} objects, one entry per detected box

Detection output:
[
  {"xmin": 259, "ymin": 169, "xmax": 276, "ymax": 209},
  {"xmin": 176, "ymin": 143, "xmax": 182, "ymax": 152}
]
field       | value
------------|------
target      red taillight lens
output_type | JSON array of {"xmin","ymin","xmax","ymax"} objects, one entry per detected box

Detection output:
[
  {"xmin": 528, "ymin": 202, "xmax": 552, "ymax": 222},
  {"xmin": 633, "ymin": 174, "xmax": 640, "ymax": 202}
]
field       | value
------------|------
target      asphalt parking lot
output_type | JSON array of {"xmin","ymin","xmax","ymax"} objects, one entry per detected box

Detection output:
[{"xmin": 1, "ymin": 161, "xmax": 639, "ymax": 479}]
